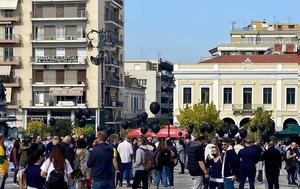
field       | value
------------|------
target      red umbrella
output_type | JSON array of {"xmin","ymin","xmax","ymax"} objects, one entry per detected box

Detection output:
[
  {"xmin": 127, "ymin": 128, "xmax": 156, "ymax": 138},
  {"xmin": 156, "ymin": 125, "xmax": 186, "ymax": 138}
]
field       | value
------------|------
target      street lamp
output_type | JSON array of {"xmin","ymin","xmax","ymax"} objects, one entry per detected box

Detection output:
[{"xmin": 87, "ymin": 29, "xmax": 116, "ymax": 130}]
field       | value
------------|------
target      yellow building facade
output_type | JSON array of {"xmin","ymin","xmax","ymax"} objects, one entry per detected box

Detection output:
[{"xmin": 173, "ymin": 54, "xmax": 300, "ymax": 131}]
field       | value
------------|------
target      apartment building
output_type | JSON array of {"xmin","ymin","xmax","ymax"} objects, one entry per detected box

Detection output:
[
  {"xmin": 0, "ymin": 0, "xmax": 124, "ymax": 128},
  {"xmin": 209, "ymin": 20, "xmax": 300, "ymax": 56},
  {"xmin": 123, "ymin": 75, "xmax": 146, "ymax": 119},
  {"xmin": 173, "ymin": 53, "xmax": 300, "ymax": 131},
  {"xmin": 124, "ymin": 59, "xmax": 174, "ymax": 118}
]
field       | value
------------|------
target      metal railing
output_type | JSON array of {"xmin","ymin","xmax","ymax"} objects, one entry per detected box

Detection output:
[
  {"xmin": 106, "ymin": 34, "xmax": 123, "ymax": 46},
  {"xmin": 0, "ymin": 12, "xmax": 20, "ymax": 21},
  {"xmin": 0, "ymin": 34, "xmax": 20, "ymax": 41},
  {"xmin": 105, "ymin": 57, "xmax": 123, "ymax": 66},
  {"xmin": 232, "ymin": 104, "xmax": 263, "ymax": 111},
  {"xmin": 31, "ymin": 34, "xmax": 86, "ymax": 41},
  {"xmin": 106, "ymin": 79, "xmax": 123, "ymax": 87},
  {"xmin": 112, "ymin": 0, "xmax": 124, "ymax": 6},
  {"xmin": 218, "ymin": 41, "xmax": 298, "ymax": 47},
  {"xmin": 31, "ymin": 56, "xmax": 86, "ymax": 63},
  {"xmin": 0, "ymin": 56, "xmax": 20, "ymax": 62},
  {"xmin": 31, "ymin": 10, "xmax": 87, "ymax": 19},
  {"xmin": 105, "ymin": 101, "xmax": 123, "ymax": 107},
  {"xmin": 0, "ymin": 76, "xmax": 20, "ymax": 84},
  {"xmin": 105, "ymin": 12, "xmax": 124, "ymax": 26}
]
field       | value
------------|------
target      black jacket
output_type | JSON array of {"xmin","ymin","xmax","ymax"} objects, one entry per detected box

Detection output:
[
  {"xmin": 261, "ymin": 147, "xmax": 282, "ymax": 177},
  {"xmin": 187, "ymin": 142, "xmax": 205, "ymax": 176},
  {"xmin": 222, "ymin": 147, "xmax": 239, "ymax": 178}
]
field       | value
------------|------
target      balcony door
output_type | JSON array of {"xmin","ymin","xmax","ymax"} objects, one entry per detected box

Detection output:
[
  {"xmin": 243, "ymin": 88, "xmax": 252, "ymax": 110},
  {"xmin": 56, "ymin": 26, "xmax": 65, "ymax": 40},
  {"xmin": 5, "ymin": 26, "xmax": 13, "ymax": 40}
]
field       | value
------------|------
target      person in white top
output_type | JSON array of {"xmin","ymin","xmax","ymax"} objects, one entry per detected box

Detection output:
[
  {"xmin": 117, "ymin": 137, "xmax": 133, "ymax": 187},
  {"xmin": 40, "ymin": 146, "xmax": 73, "ymax": 188}
]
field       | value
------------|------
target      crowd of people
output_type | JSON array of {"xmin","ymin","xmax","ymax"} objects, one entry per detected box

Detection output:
[{"xmin": 0, "ymin": 130, "xmax": 297, "ymax": 189}]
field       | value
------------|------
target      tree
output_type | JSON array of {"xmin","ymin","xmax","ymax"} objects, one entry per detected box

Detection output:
[
  {"xmin": 53, "ymin": 119, "xmax": 73, "ymax": 136},
  {"xmin": 26, "ymin": 120, "xmax": 51, "ymax": 137},
  {"xmin": 176, "ymin": 103, "xmax": 223, "ymax": 137},
  {"xmin": 73, "ymin": 127, "xmax": 95, "ymax": 136},
  {"xmin": 244, "ymin": 107, "xmax": 274, "ymax": 141}
]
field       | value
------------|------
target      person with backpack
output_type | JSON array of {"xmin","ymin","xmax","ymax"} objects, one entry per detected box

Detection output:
[
  {"xmin": 40, "ymin": 145, "xmax": 73, "ymax": 189},
  {"xmin": 154, "ymin": 141, "xmax": 172, "ymax": 189},
  {"xmin": 10, "ymin": 139, "xmax": 20, "ymax": 183},
  {"xmin": 132, "ymin": 136, "xmax": 152, "ymax": 189}
]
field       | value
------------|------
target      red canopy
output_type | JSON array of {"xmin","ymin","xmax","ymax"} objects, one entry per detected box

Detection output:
[
  {"xmin": 127, "ymin": 128, "xmax": 156, "ymax": 138},
  {"xmin": 156, "ymin": 125, "xmax": 186, "ymax": 138}
]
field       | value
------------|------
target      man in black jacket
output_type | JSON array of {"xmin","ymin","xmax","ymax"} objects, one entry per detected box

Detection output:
[
  {"xmin": 187, "ymin": 135, "xmax": 209, "ymax": 189},
  {"xmin": 221, "ymin": 138, "xmax": 239, "ymax": 189},
  {"xmin": 261, "ymin": 142, "xmax": 282, "ymax": 189}
]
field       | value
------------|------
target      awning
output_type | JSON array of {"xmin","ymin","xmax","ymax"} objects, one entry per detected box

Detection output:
[
  {"xmin": 0, "ymin": 66, "xmax": 11, "ymax": 76},
  {"xmin": 0, "ymin": 0, "xmax": 18, "ymax": 10},
  {"xmin": 5, "ymin": 87, "xmax": 11, "ymax": 103},
  {"xmin": 49, "ymin": 87, "xmax": 83, "ymax": 96}
]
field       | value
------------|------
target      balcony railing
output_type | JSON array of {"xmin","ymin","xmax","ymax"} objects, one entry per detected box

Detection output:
[
  {"xmin": 31, "ymin": 34, "xmax": 86, "ymax": 41},
  {"xmin": 105, "ymin": 101, "xmax": 123, "ymax": 108},
  {"xmin": 112, "ymin": 0, "xmax": 123, "ymax": 6},
  {"xmin": 106, "ymin": 79, "xmax": 123, "ymax": 87},
  {"xmin": 0, "ymin": 12, "xmax": 20, "ymax": 22},
  {"xmin": 105, "ymin": 57, "xmax": 123, "ymax": 67},
  {"xmin": 232, "ymin": 104, "xmax": 263, "ymax": 112},
  {"xmin": 106, "ymin": 34, "xmax": 123, "ymax": 46},
  {"xmin": 31, "ymin": 79, "xmax": 87, "ymax": 86},
  {"xmin": 0, "ymin": 56, "xmax": 21, "ymax": 66},
  {"xmin": 0, "ymin": 76, "xmax": 21, "ymax": 87},
  {"xmin": 105, "ymin": 12, "xmax": 124, "ymax": 26},
  {"xmin": 31, "ymin": 56, "xmax": 86, "ymax": 64},
  {"xmin": 31, "ymin": 10, "xmax": 87, "ymax": 19},
  {"xmin": 0, "ymin": 34, "xmax": 20, "ymax": 44}
]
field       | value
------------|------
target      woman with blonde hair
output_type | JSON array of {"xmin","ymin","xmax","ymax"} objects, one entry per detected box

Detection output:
[{"xmin": 206, "ymin": 145, "xmax": 224, "ymax": 189}]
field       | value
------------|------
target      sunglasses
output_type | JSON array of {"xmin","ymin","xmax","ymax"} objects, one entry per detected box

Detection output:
[{"xmin": 221, "ymin": 143, "xmax": 227, "ymax": 146}]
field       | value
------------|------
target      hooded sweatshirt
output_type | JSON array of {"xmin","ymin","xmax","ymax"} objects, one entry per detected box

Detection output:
[
  {"xmin": 133, "ymin": 145, "xmax": 148, "ymax": 170},
  {"xmin": 87, "ymin": 143, "xmax": 113, "ymax": 181}
]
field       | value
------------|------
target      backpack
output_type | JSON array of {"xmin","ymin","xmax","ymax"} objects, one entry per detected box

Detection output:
[
  {"xmin": 46, "ymin": 169, "xmax": 67, "ymax": 189},
  {"xmin": 141, "ymin": 148, "xmax": 154, "ymax": 172}
]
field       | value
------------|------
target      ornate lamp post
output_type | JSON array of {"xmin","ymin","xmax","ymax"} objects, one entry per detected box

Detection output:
[{"xmin": 87, "ymin": 29, "xmax": 116, "ymax": 130}]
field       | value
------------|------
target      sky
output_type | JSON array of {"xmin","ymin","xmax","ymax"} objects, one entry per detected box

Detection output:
[{"xmin": 124, "ymin": 0, "xmax": 300, "ymax": 64}]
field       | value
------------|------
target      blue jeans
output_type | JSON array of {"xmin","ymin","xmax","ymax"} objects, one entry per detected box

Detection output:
[
  {"xmin": 120, "ymin": 162, "xmax": 132, "ymax": 183},
  {"xmin": 154, "ymin": 167, "xmax": 169, "ymax": 188},
  {"xmin": 92, "ymin": 180, "xmax": 112, "ymax": 189},
  {"xmin": 223, "ymin": 178, "xmax": 234, "ymax": 189}
]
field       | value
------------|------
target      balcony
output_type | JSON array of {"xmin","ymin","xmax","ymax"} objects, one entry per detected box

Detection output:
[
  {"xmin": 105, "ymin": 57, "xmax": 123, "ymax": 67},
  {"xmin": 105, "ymin": 12, "xmax": 124, "ymax": 28},
  {"xmin": 161, "ymin": 70, "xmax": 173, "ymax": 78},
  {"xmin": 31, "ymin": 79, "xmax": 87, "ymax": 87},
  {"xmin": 31, "ymin": 10, "xmax": 87, "ymax": 21},
  {"xmin": 0, "ymin": 13, "xmax": 20, "ymax": 23},
  {"xmin": 232, "ymin": 104, "xmax": 262, "ymax": 113},
  {"xmin": 31, "ymin": 56, "xmax": 86, "ymax": 65},
  {"xmin": 0, "ymin": 34, "xmax": 21, "ymax": 44},
  {"xmin": 106, "ymin": 0, "xmax": 124, "ymax": 8},
  {"xmin": 105, "ymin": 101, "xmax": 123, "ymax": 108},
  {"xmin": 106, "ymin": 79, "xmax": 123, "ymax": 88},
  {"xmin": 0, "ymin": 56, "xmax": 21, "ymax": 66},
  {"xmin": 31, "ymin": 34, "xmax": 86, "ymax": 43},
  {"xmin": 0, "ymin": 76, "xmax": 21, "ymax": 88},
  {"xmin": 7, "ymin": 100, "xmax": 21, "ymax": 110},
  {"xmin": 106, "ymin": 34, "xmax": 123, "ymax": 47}
]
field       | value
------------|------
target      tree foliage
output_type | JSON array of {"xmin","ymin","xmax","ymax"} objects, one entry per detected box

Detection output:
[
  {"xmin": 53, "ymin": 119, "xmax": 73, "ymax": 136},
  {"xmin": 244, "ymin": 107, "xmax": 274, "ymax": 139},
  {"xmin": 176, "ymin": 103, "xmax": 223, "ymax": 136},
  {"xmin": 26, "ymin": 120, "xmax": 44, "ymax": 135},
  {"xmin": 73, "ymin": 127, "xmax": 95, "ymax": 136}
]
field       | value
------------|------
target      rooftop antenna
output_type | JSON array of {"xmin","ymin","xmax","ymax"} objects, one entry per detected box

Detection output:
[
  {"xmin": 157, "ymin": 49, "xmax": 162, "ymax": 60},
  {"xmin": 139, "ymin": 46, "xmax": 144, "ymax": 60},
  {"xmin": 232, "ymin": 21, "xmax": 236, "ymax": 30}
]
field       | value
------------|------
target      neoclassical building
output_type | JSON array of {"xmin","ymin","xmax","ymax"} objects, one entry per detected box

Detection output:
[{"xmin": 173, "ymin": 54, "xmax": 300, "ymax": 131}]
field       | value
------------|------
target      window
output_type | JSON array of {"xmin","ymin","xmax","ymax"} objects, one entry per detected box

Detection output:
[
  {"xmin": 201, "ymin": 87, "xmax": 209, "ymax": 103},
  {"xmin": 223, "ymin": 88, "xmax": 232, "ymax": 104},
  {"xmin": 263, "ymin": 88, "xmax": 272, "ymax": 104},
  {"xmin": 4, "ymin": 47, "xmax": 13, "ymax": 60},
  {"xmin": 183, "ymin": 88, "xmax": 191, "ymax": 104},
  {"xmin": 5, "ymin": 26, "xmax": 13, "ymax": 40},
  {"xmin": 138, "ymin": 79, "xmax": 147, "ymax": 86},
  {"xmin": 286, "ymin": 88, "xmax": 295, "ymax": 104}
]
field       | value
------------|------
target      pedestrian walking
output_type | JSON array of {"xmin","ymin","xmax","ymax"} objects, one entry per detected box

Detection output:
[
  {"xmin": 285, "ymin": 142, "xmax": 298, "ymax": 185},
  {"xmin": 221, "ymin": 138, "xmax": 239, "ymax": 189},
  {"xmin": 10, "ymin": 139, "xmax": 20, "ymax": 183},
  {"xmin": 261, "ymin": 141, "xmax": 282, "ymax": 189},
  {"xmin": 117, "ymin": 136, "xmax": 133, "ymax": 187},
  {"xmin": 166, "ymin": 138, "xmax": 177, "ymax": 188},
  {"xmin": 187, "ymin": 135, "xmax": 209, "ymax": 189},
  {"xmin": 25, "ymin": 150, "xmax": 45, "ymax": 189},
  {"xmin": 176, "ymin": 132, "xmax": 185, "ymax": 174},
  {"xmin": 87, "ymin": 131, "xmax": 114, "ymax": 189},
  {"xmin": 132, "ymin": 136, "xmax": 150, "ymax": 189},
  {"xmin": 74, "ymin": 138, "xmax": 90, "ymax": 189},
  {"xmin": 18, "ymin": 139, "xmax": 29, "ymax": 169},
  {"xmin": 238, "ymin": 139, "xmax": 261, "ymax": 189}
]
